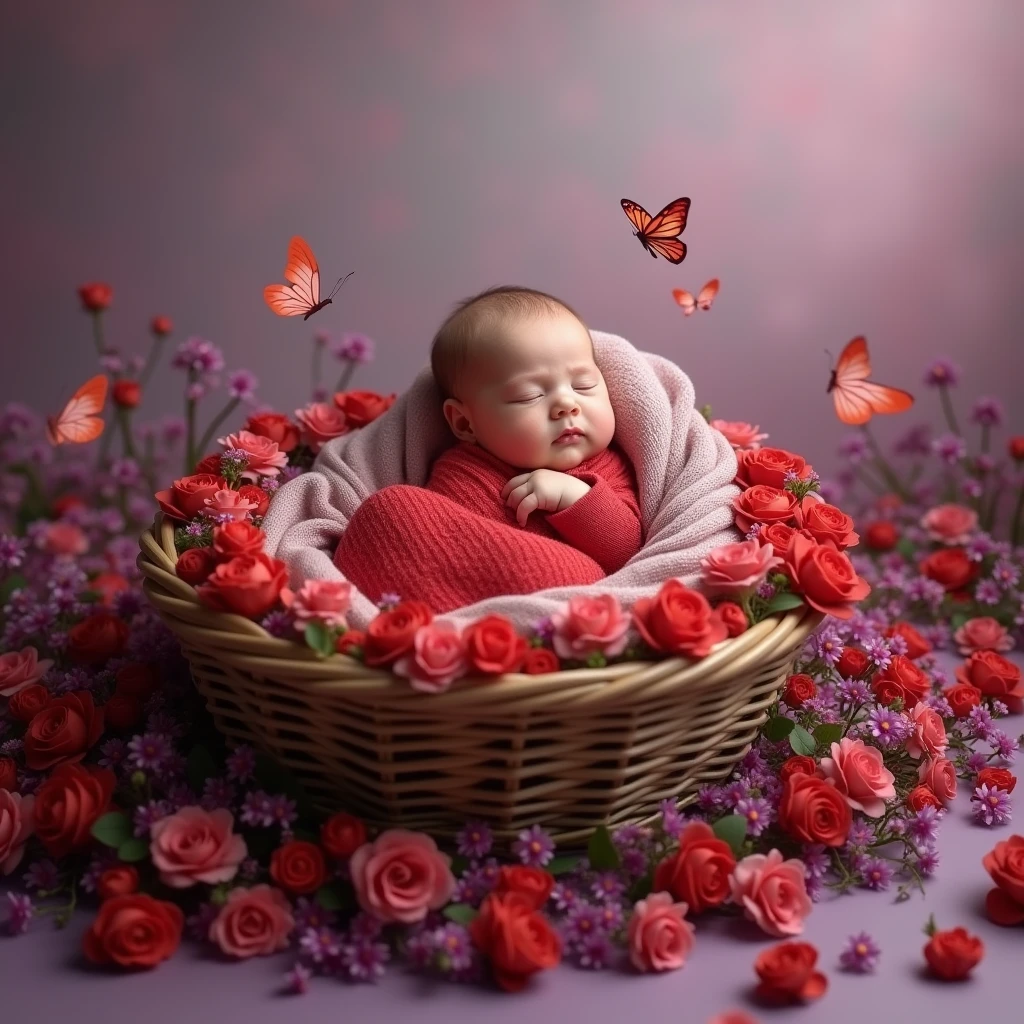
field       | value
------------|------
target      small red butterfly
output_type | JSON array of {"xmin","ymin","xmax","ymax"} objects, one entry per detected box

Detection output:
[
  {"xmin": 263, "ymin": 236, "xmax": 353, "ymax": 320},
  {"xmin": 672, "ymin": 278, "xmax": 719, "ymax": 315},
  {"xmin": 620, "ymin": 197, "xmax": 690, "ymax": 264},
  {"xmin": 46, "ymin": 374, "xmax": 108, "ymax": 445},
  {"xmin": 827, "ymin": 336, "xmax": 914, "ymax": 425}
]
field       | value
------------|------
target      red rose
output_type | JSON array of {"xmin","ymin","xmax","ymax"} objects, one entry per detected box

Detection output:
[
  {"xmin": 836, "ymin": 647, "xmax": 870, "ymax": 678},
  {"xmin": 68, "ymin": 612, "xmax": 129, "ymax": 665},
  {"xmin": 885, "ymin": 621, "xmax": 932, "ymax": 660},
  {"xmin": 976, "ymin": 767, "xmax": 1016, "ymax": 794},
  {"xmin": 864, "ymin": 520, "xmax": 898, "ymax": 551},
  {"xmin": 923, "ymin": 926, "xmax": 984, "ymax": 980},
  {"xmin": 333, "ymin": 390, "xmax": 397, "ymax": 428},
  {"xmin": 362, "ymin": 600, "xmax": 434, "ymax": 667},
  {"xmin": 196, "ymin": 552, "xmax": 288, "ymax": 619},
  {"xmin": 78, "ymin": 282, "xmax": 112, "ymax": 312},
  {"xmin": 211, "ymin": 521, "xmax": 265, "ymax": 560},
  {"xmin": 175, "ymin": 547, "xmax": 217, "ymax": 586},
  {"xmin": 463, "ymin": 615, "xmax": 528, "ymax": 674},
  {"xmin": 493, "ymin": 866, "xmax": 555, "ymax": 910},
  {"xmin": 653, "ymin": 821, "xmax": 736, "ymax": 913},
  {"xmin": 24, "ymin": 690, "xmax": 104, "ymax": 770},
  {"xmin": 754, "ymin": 941, "xmax": 828, "ymax": 1004},
  {"xmin": 151, "ymin": 315, "xmax": 173, "ymax": 336},
  {"xmin": 799, "ymin": 499, "xmax": 859, "ymax": 549},
  {"xmin": 83, "ymin": 893, "xmax": 184, "ymax": 969},
  {"xmin": 779, "ymin": 756, "xmax": 818, "ymax": 782},
  {"xmin": 778, "ymin": 773, "xmax": 852, "ymax": 847},
  {"xmin": 919, "ymin": 547, "xmax": 977, "ymax": 591},
  {"xmin": 335, "ymin": 629, "xmax": 365, "ymax": 657},
  {"xmin": 104, "ymin": 694, "xmax": 141, "ymax": 732},
  {"xmin": 871, "ymin": 655, "xmax": 931, "ymax": 710},
  {"xmin": 470, "ymin": 892, "xmax": 562, "ymax": 993},
  {"xmin": 8, "ymin": 683, "xmax": 51, "ymax": 722},
  {"xmin": 33, "ymin": 763, "xmax": 116, "ymax": 857},
  {"xmin": 782, "ymin": 534, "xmax": 870, "ymax": 619},
  {"xmin": 943, "ymin": 683, "xmax": 982, "ymax": 718},
  {"xmin": 732, "ymin": 485, "xmax": 801, "ymax": 534},
  {"xmin": 0, "ymin": 757, "xmax": 16, "ymax": 791},
  {"xmin": 735, "ymin": 447, "xmax": 810, "ymax": 489},
  {"xmin": 193, "ymin": 453, "xmax": 223, "ymax": 475},
  {"xmin": 98, "ymin": 866, "xmax": 140, "ymax": 900},
  {"xmin": 757, "ymin": 522, "xmax": 800, "ymax": 552},
  {"xmin": 89, "ymin": 572, "xmax": 130, "ymax": 607},
  {"xmin": 956, "ymin": 650, "xmax": 1024, "ymax": 713},
  {"xmin": 115, "ymin": 662, "xmax": 159, "ymax": 699},
  {"xmin": 112, "ymin": 380, "xmax": 141, "ymax": 409},
  {"xmin": 716, "ymin": 601, "xmax": 748, "ymax": 637},
  {"xmin": 270, "ymin": 840, "xmax": 328, "ymax": 895},
  {"xmin": 1008, "ymin": 437, "xmax": 1024, "ymax": 461},
  {"xmin": 243, "ymin": 412, "xmax": 301, "ymax": 453},
  {"xmin": 907, "ymin": 785, "xmax": 943, "ymax": 812},
  {"xmin": 320, "ymin": 812, "xmax": 367, "ymax": 859},
  {"xmin": 783, "ymin": 673, "xmax": 816, "ymax": 707},
  {"xmin": 632, "ymin": 580, "xmax": 729, "ymax": 658},
  {"xmin": 982, "ymin": 835, "xmax": 1024, "ymax": 926},
  {"xmin": 155, "ymin": 474, "xmax": 230, "ymax": 521},
  {"xmin": 237, "ymin": 484, "xmax": 271, "ymax": 518},
  {"xmin": 51, "ymin": 494, "xmax": 86, "ymax": 517},
  {"xmin": 522, "ymin": 648, "xmax": 561, "ymax": 674}
]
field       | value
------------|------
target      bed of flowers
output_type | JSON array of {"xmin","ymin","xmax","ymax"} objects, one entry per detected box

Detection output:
[{"xmin": 0, "ymin": 286, "xmax": 1021, "ymax": 1006}]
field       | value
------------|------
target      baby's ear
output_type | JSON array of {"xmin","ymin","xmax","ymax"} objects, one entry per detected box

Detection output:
[{"xmin": 442, "ymin": 398, "xmax": 474, "ymax": 441}]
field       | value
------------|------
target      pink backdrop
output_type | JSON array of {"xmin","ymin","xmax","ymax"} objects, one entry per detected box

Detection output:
[{"xmin": 2, "ymin": 0, "xmax": 1022, "ymax": 471}]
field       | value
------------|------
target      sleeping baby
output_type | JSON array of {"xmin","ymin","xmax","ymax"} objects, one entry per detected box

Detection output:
[{"xmin": 332, "ymin": 286, "xmax": 644, "ymax": 612}]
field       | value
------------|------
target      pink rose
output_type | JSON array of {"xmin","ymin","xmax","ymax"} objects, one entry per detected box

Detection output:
[
  {"xmin": 550, "ymin": 594, "xmax": 630, "ymax": 660},
  {"xmin": 295, "ymin": 402, "xmax": 349, "ymax": 453},
  {"xmin": 700, "ymin": 540, "xmax": 783, "ymax": 597},
  {"xmin": 0, "ymin": 646, "xmax": 53, "ymax": 697},
  {"xmin": 149, "ymin": 806, "xmax": 247, "ymax": 888},
  {"xmin": 208, "ymin": 885, "xmax": 294, "ymax": 958},
  {"xmin": 817, "ymin": 737, "xmax": 896, "ymax": 817},
  {"xmin": 919, "ymin": 757, "xmax": 958, "ymax": 806},
  {"xmin": 906, "ymin": 703, "xmax": 948, "ymax": 761},
  {"xmin": 216, "ymin": 430, "xmax": 289, "ymax": 480},
  {"xmin": 627, "ymin": 891, "xmax": 695, "ymax": 972},
  {"xmin": 729, "ymin": 849, "xmax": 812, "ymax": 938},
  {"xmin": 954, "ymin": 617, "xmax": 1014, "ymax": 656},
  {"xmin": 281, "ymin": 579, "xmax": 353, "ymax": 630},
  {"xmin": 202, "ymin": 488, "xmax": 259, "ymax": 522},
  {"xmin": 348, "ymin": 828, "xmax": 456, "ymax": 924},
  {"xmin": 920, "ymin": 504, "xmax": 978, "ymax": 545},
  {"xmin": 710, "ymin": 419, "xmax": 769, "ymax": 449},
  {"xmin": 0, "ymin": 791, "xmax": 35, "ymax": 875},
  {"xmin": 392, "ymin": 622, "xmax": 469, "ymax": 694},
  {"xmin": 42, "ymin": 522, "xmax": 88, "ymax": 556}
]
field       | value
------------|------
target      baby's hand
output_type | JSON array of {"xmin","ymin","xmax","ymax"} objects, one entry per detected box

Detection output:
[{"xmin": 501, "ymin": 469, "xmax": 591, "ymax": 527}]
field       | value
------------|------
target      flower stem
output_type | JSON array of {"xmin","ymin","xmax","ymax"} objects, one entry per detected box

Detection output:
[
  {"xmin": 139, "ymin": 336, "xmax": 166, "ymax": 389},
  {"xmin": 196, "ymin": 397, "xmax": 240, "ymax": 457},
  {"xmin": 980, "ymin": 423, "xmax": 990, "ymax": 455},
  {"xmin": 185, "ymin": 369, "xmax": 197, "ymax": 474},
  {"xmin": 117, "ymin": 408, "xmax": 137, "ymax": 459},
  {"xmin": 860, "ymin": 425, "xmax": 911, "ymax": 501},
  {"xmin": 854, "ymin": 464, "xmax": 887, "ymax": 495},
  {"xmin": 1010, "ymin": 483, "xmax": 1024, "ymax": 548},
  {"xmin": 938, "ymin": 384, "xmax": 961, "ymax": 436},
  {"xmin": 90, "ymin": 311, "xmax": 105, "ymax": 357},
  {"xmin": 96, "ymin": 419, "xmax": 113, "ymax": 469},
  {"xmin": 333, "ymin": 361, "xmax": 356, "ymax": 394}
]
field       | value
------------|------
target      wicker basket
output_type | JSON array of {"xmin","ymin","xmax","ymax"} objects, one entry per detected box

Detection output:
[{"xmin": 139, "ymin": 514, "xmax": 823, "ymax": 847}]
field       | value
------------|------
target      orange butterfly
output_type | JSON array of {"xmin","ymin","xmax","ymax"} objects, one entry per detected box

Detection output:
[
  {"xmin": 672, "ymin": 278, "xmax": 719, "ymax": 315},
  {"xmin": 263, "ymin": 236, "xmax": 353, "ymax": 320},
  {"xmin": 827, "ymin": 337, "xmax": 914, "ymax": 425},
  {"xmin": 620, "ymin": 197, "xmax": 690, "ymax": 264},
  {"xmin": 46, "ymin": 374, "xmax": 108, "ymax": 445}
]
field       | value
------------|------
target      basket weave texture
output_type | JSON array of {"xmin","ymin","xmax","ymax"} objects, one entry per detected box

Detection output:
[{"xmin": 139, "ymin": 514, "xmax": 822, "ymax": 846}]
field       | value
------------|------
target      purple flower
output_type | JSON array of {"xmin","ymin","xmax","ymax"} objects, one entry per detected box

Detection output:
[
  {"xmin": 907, "ymin": 805, "xmax": 941, "ymax": 845},
  {"xmin": 513, "ymin": 824, "xmax": 555, "ymax": 867},
  {"xmin": 299, "ymin": 926, "xmax": 342, "ymax": 964},
  {"xmin": 923, "ymin": 358, "xmax": 960, "ymax": 387},
  {"xmin": 839, "ymin": 932, "xmax": 880, "ymax": 973},
  {"xmin": 4, "ymin": 892, "xmax": 33, "ymax": 936},
  {"xmin": 972, "ymin": 784, "xmax": 1012, "ymax": 826},
  {"xmin": 456, "ymin": 821, "xmax": 493, "ymax": 859},
  {"xmin": 975, "ymin": 579, "xmax": 1002, "ymax": 605},
  {"xmin": 992, "ymin": 559, "xmax": 1021, "ymax": 589},
  {"xmin": 228, "ymin": 370, "xmax": 259, "ymax": 401},
  {"xmin": 292, "ymin": 897, "xmax": 337, "ymax": 934},
  {"xmin": 0, "ymin": 533, "xmax": 27, "ymax": 571},
  {"xmin": 333, "ymin": 333, "xmax": 375, "ymax": 364},
  {"xmin": 349, "ymin": 911, "xmax": 384, "ymax": 941},
  {"xmin": 22, "ymin": 859, "xmax": 61, "ymax": 892},
  {"xmin": 837, "ymin": 677, "xmax": 872, "ymax": 707},
  {"xmin": 971, "ymin": 397, "xmax": 1003, "ymax": 426},
  {"xmin": 620, "ymin": 848, "xmax": 648, "ymax": 877},
  {"xmin": 859, "ymin": 857, "xmax": 894, "ymax": 891},
  {"xmin": 660, "ymin": 798, "xmax": 686, "ymax": 838},
  {"xmin": 268, "ymin": 794, "xmax": 298, "ymax": 829},
  {"xmin": 866, "ymin": 706, "xmax": 910, "ymax": 748},
  {"xmin": 845, "ymin": 819, "xmax": 875, "ymax": 851},
  {"xmin": 432, "ymin": 923, "xmax": 474, "ymax": 972},
  {"xmin": 735, "ymin": 796, "xmax": 772, "ymax": 837},
  {"xmin": 201, "ymin": 776, "xmax": 238, "ymax": 810},
  {"xmin": 341, "ymin": 938, "xmax": 390, "ymax": 982},
  {"xmin": 564, "ymin": 901, "xmax": 604, "ymax": 944},
  {"xmin": 552, "ymin": 882, "xmax": 579, "ymax": 912},
  {"xmin": 915, "ymin": 845, "xmax": 940, "ymax": 876},
  {"xmin": 172, "ymin": 336, "xmax": 225, "ymax": 375},
  {"xmin": 240, "ymin": 790, "xmax": 276, "ymax": 827},
  {"xmin": 838, "ymin": 433, "xmax": 869, "ymax": 464},
  {"xmin": 992, "ymin": 730, "xmax": 1019, "ymax": 762},
  {"xmin": 932, "ymin": 433, "xmax": 967, "ymax": 465},
  {"xmin": 283, "ymin": 962, "xmax": 311, "ymax": 995},
  {"xmin": 967, "ymin": 705, "xmax": 996, "ymax": 740},
  {"xmin": 577, "ymin": 933, "xmax": 615, "ymax": 970},
  {"xmin": 126, "ymin": 732, "xmax": 173, "ymax": 772},
  {"xmin": 815, "ymin": 629, "xmax": 845, "ymax": 666},
  {"xmin": 590, "ymin": 872, "xmax": 626, "ymax": 901},
  {"xmin": 226, "ymin": 745, "xmax": 257, "ymax": 782},
  {"xmin": 133, "ymin": 800, "xmax": 171, "ymax": 838}
]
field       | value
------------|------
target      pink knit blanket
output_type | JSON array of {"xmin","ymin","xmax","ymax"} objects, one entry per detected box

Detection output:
[{"xmin": 260, "ymin": 330, "xmax": 742, "ymax": 632}]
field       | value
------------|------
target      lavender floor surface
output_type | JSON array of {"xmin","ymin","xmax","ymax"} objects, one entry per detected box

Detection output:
[{"xmin": 2, "ymin": 661, "xmax": 1021, "ymax": 1024}]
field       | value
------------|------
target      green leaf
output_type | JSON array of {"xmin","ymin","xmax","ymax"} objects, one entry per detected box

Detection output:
[
  {"xmin": 117, "ymin": 838, "xmax": 150, "ymax": 863},
  {"xmin": 304, "ymin": 622, "xmax": 336, "ymax": 659},
  {"xmin": 628, "ymin": 870, "xmax": 654, "ymax": 903},
  {"xmin": 450, "ymin": 854, "xmax": 470, "ymax": 878},
  {"xmin": 587, "ymin": 825, "xmax": 621, "ymax": 871},
  {"xmin": 766, "ymin": 592, "xmax": 805, "ymax": 615},
  {"xmin": 187, "ymin": 744, "xmax": 219, "ymax": 794},
  {"xmin": 546, "ymin": 855, "xmax": 581, "ymax": 876},
  {"xmin": 0, "ymin": 572, "xmax": 27, "ymax": 607},
  {"xmin": 762, "ymin": 716, "xmax": 795, "ymax": 742},
  {"xmin": 789, "ymin": 724, "xmax": 817, "ymax": 756},
  {"xmin": 442, "ymin": 903, "xmax": 478, "ymax": 925},
  {"xmin": 91, "ymin": 811, "xmax": 133, "ymax": 848},
  {"xmin": 712, "ymin": 814, "xmax": 748, "ymax": 856},
  {"xmin": 813, "ymin": 723, "xmax": 843, "ymax": 748},
  {"xmin": 314, "ymin": 885, "xmax": 344, "ymax": 911}
]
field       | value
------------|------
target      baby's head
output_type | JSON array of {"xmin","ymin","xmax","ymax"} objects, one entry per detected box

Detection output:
[{"xmin": 430, "ymin": 286, "xmax": 616, "ymax": 471}]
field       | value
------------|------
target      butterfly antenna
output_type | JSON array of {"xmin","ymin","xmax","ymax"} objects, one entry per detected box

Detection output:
[
  {"xmin": 823, "ymin": 348, "xmax": 834, "ymax": 369},
  {"xmin": 328, "ymin": 270, "xmax": 354, "ymax": 300}
]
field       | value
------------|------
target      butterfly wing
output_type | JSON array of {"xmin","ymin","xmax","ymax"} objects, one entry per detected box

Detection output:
[
  {"xmin": 830, "ymin": 337, "xmax": 914, "ymax": 424},
  {"xmin": 671, "ymin": 288, "xmax": 697, "ymax": 315},
  {"xmin": 641, "ymin": 197, "xmax": 690, "ymax": 263},
  {"xmin": 48, "ymin": 374, "xmax": 108, "ymax": 444},
  {"xmin": 263, "ymin": 235, "xmax": 321, "ymax": 316},
  {"xmin": 696, "ymin": 278, "xmax": 719, "ymax": 310},
  {"xmin": 621, "ymin": 199, "xmax": 653, "ymax": 235}
]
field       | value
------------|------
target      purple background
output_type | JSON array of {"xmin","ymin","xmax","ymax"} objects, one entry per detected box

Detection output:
[{"xmin": 1, "ymin": 0, "xmax": 1023, "ymax": 471}]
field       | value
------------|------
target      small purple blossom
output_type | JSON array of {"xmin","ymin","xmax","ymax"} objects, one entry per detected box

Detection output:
[
  {"xmin": 975, "ymin": 579, "xmax": 1002, "ymax": 605},
  {"xmin": 923, "ymin": 358, "xmax": 960, "ymax": 387},
  {"xmin": 815, "ymin": 629, "xmax": 845, "ymax": 666},
  {"xmin": 299, "ymin": 926, "xmax": 342, "ymax": 964},
  {"xmin": 907, "ymin": 805, "xmax": 941, "ymax": 845},
  {"xmin": 226, "ymin": 745, "xmax": 257, "ymax": 782},
  {"xmin": 432, "ymin": 923, "xmax": 474, "ymax": 972},
  {"xmin": 591, "ymin": 872, "xmax": 626, "ymax": 902},
  {"xmin": 577, "ymin": 933, "xmax": 615, "ymax": 970},
  {"xmin": 513, "ymin": 825, "xmax": 555, "ymax": 867},
  {"xmin": 341, "ymin": 938, "xmax": 390, "ymax": 982},
  {"xmin": 839, "ymin": 932, "xmax": 880, "ymax": 973},
  {"xmin": 932, "ymin": 433, "xmax": 967, "ymax": 465},
  {"xmin": 4, "ymin": 892, "xmax": 33, "ymax": 936},
  {"xmin": 22, "ymin": 859, "xmax": 61, "ymax": 892},
  {"xmin": 564, "ymin": 901, "xmax": 604, "ymax": 944},
  {"xmin": 456, "ymin": 821, "xmax": 493, "ymax": 859},
  {"xmin": 333, "ymin": 332, "xmax": 375, "ymax": 364},
  {"xmin": 228, "ymin": 370, "xmax": 259, "ymax": 401},
  {"xmin": 970, "ymin": 397, "xmax": 1003, "ymax": 426},
  {"xmin": 283, "ymin": 962, "xmax": 311, "ymax": 995},
  {"xmin": 972, "ymin": 783, "xmax": 1012, "ymax": 826},
  {"xmin": 735, "ymin": 796, "xmax": 772, "ymax": 837},
  {"xmin": 133, "ymin": 799, "xmax": 171, "ymax": 838},
  {"xmin": 126, "ymin": 732, "xmax": 174, "ymax": 772},
  {"xmin": 866, "ymin": 706, "xmax": 910, "ymax": 748},
  {"xmin": 859, "ymin": 857, "xmax": 894, "ymax": 891},
  {"xmin": 838, "ymin": 433, "xmax": 869, "ymax": 464}
]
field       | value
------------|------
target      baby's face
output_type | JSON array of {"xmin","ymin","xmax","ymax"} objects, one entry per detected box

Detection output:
[{"xmin": 442, "ymin": 308, "xmax": 615, "ymax": 471}]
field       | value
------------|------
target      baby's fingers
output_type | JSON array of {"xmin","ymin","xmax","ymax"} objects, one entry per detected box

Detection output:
[
  {"xmin": 501, "ymin": 474, "xmax": 530, "ymax": 500},
  {"xmin": 516, "ymin": 493, "xmax": 539, "ymax": 526}
]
